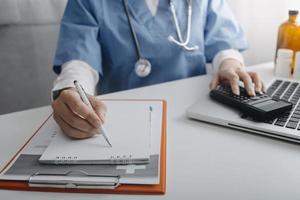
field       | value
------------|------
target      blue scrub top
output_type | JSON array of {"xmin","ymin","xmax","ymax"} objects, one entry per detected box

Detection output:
[{"xmin": 54, "ymin": 0, "xmax": 248, "ymax": 94}]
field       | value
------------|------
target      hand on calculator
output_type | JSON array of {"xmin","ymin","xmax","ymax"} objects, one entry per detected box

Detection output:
[
  {"xmin": 210, "ymin": 84, "xmax": 293, "ymax": 121},
  {"xmin": 209, "ymin": 59, "xmax": 265, "ymax": 96}
]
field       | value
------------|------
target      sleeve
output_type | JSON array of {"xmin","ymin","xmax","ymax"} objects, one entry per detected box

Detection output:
[
  {"xmin": 212, "ymin": 49, "xmax": 245, "ymax": 73},
  {"xmin": 52, "ymin": 60, "xmax": 99, "ymax": 96},
  {"xmin": 53, "ymin": 0, "xmax": 103, "ymax": 75},
  {"xmin": 204, "ymin": 0, "xmax": 248, "ymax": 63}
]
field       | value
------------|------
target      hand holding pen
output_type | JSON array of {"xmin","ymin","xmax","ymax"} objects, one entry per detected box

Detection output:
[
  {"xmin": 52, "ymin": 81, "xmax": 111, "ymax": 146},
  {"xmin": 74, "ymin": 80, "xmax": 112, "ymax": 147}
]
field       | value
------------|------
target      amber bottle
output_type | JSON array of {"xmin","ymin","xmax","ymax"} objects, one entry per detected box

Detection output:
[{"xmin": 276, "ymin": 10, "xmax": 299, "ymax": 73}]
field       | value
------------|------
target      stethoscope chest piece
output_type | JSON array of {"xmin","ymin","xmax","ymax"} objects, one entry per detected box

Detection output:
[{"xmin": 135, "ymin": 58, "xmax": 152, "ymax": 78}]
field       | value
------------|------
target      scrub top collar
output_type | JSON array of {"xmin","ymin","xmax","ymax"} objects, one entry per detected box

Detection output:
[{"xmin": 128, "ymin": 0, "xmax": 171, "ymax": 25}]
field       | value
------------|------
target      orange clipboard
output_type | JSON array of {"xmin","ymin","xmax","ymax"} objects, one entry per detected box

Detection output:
[{"xmin": 0, "ymin": 100, "xmax": 167, "ymax": 195}]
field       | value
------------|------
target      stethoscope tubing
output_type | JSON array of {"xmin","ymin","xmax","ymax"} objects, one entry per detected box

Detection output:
[
  {"xmin": 123, "ymin": 0, "xmax": 199, "ymax": 78},
  {"xmin": 168, "ymin": 0, "xmax": 198, "ymax": 51},
  {"xmin": 124, "ymin": 0, "xmax": 198, "ymax": 59},
  {"xmin": 123, "ymin": 0, "xmax": 143, "ymax": 59}
]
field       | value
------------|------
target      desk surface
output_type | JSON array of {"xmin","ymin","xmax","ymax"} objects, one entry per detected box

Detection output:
[{"xmin": 2, "ymin": 63, "xmax": 300, "ymax": 200}]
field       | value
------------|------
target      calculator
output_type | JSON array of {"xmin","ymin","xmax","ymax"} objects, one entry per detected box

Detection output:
[{"xmin": 210, "ymin": 84, "xmax": 293, "ymax": 121}]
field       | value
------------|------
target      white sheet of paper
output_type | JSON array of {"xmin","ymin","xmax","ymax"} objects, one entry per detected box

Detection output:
[
  {"xmin": 39, "ymin": 101, "xmax": 152, "ymax": 164},
  {"xmin": 119, "ymin": 101, "xmax": 163, "ymax": 184}
]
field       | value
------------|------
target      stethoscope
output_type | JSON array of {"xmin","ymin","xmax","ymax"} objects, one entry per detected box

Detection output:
[
  {"xmin": 123, "ymin": 0, "xmax": 198, "ymax": 78},
  {"xmin": 168, "ymin": 0, "xmax": 199, "ymax": 51}
]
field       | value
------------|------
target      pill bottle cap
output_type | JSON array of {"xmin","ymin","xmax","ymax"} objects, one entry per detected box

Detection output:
[
  {"xmin": 289, "ymin": 10, "xmax": 299, "ymax": 16},
  {"xmin": 277, "ymin": 49, "xmax": 294, "ymax": 59}
]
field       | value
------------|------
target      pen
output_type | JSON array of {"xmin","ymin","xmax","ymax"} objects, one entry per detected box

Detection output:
[{"xmin": 73, "ymin": 80, "xmax": 112, "ymax": 147}]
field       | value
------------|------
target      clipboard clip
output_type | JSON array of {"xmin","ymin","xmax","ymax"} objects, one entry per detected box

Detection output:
[{"xmin": 28, "ymin": 170, "xmax": 120, "ymax": 189}]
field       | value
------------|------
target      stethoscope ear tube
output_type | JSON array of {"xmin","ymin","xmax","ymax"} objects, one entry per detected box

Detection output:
[{"xmin": 168, "ymin": 0, "xmax": 198, "ymax": 51}]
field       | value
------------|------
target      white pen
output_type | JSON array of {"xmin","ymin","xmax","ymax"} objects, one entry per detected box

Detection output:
[{"xmin": 73, "ymin": 80, "xmax": 112, "ymax": 147}]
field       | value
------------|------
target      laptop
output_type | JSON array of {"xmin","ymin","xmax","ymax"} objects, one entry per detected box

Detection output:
[{"xmin": 186, "ymin": 75, "xmax": 300, "ymax": 143}]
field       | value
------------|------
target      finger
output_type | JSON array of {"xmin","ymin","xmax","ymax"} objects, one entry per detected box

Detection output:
[
  {"xmin": 237, "ymin": 70, "xmax": 255, "ymax": 96},
  {"xmin": 209, "ymin": 75, "xmax": 220, "ymax": 90},
  {"xmin": 53, "ymin": 114, "xmax": 92, "ymax": 139},
  {"xmin": 56, "ymin": 100, "xmax": 97, "ymax": 134},
  {"xmin": 60, "ymin": 90, "xmax": 102, "ymax": 128},
  {"xmin": 226, "ymin": 72, "xmax": 240, "ymax": 95},
  {"xmin": 249, "ymin": 72, "xmax": 263, "ymax": 94},
  {"xmin": 89, "ymin": 96, "xmax": 107, "ymax": 123}
]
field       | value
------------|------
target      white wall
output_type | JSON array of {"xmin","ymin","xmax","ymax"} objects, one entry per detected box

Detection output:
[{"xmin": 227, "ymin": 0, "xmax": 300, "ymax": 66}]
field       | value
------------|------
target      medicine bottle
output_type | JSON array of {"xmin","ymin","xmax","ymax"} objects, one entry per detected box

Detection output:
[
  {"xmin": 275, "ymin": 49, "xmax": 293, "ymax": 78},
  {"xmin": 276, "ymin": 10, "xmax": 299, "ymax": 73}
]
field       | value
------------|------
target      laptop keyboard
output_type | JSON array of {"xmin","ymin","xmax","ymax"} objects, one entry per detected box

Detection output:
[{"xmin": 265, "ymin": 79, "xmax": 300, "ymax": 130}]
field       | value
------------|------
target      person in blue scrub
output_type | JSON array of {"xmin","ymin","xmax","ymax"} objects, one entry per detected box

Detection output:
[{"xmin": 52, "ymin": 0, "xmax": 264, "ymax": 139}]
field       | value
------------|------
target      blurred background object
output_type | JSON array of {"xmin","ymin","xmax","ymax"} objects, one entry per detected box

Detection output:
[
  {"xmin": 0, "ymin": 0, "xmax": 299, "ymax": 114},
  {"xmin": 227, "ymin": 0, "xmax": 300, "ymax": 66},
  {"xmin": 0, "ymin": 0, "xmax": 67, "ymax": 114}
]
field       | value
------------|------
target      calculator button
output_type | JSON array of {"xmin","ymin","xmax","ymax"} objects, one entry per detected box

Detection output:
[{"xmin": 250, "ymin": 96, "xmax": 261, "ymax": 100}]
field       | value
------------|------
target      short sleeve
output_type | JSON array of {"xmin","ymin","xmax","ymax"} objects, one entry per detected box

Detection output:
[
  {"xmin": 53, "ymin": 0, "xmax": 103, "ymax": 75},
  {"xmin": 204, "ymin": 0, "xmax": 248, "ymax": 62}
]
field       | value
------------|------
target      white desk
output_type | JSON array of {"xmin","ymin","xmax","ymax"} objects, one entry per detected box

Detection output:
[{"xmin": 2, "ymin": 63, "xmax": 300, "ymax": 200}]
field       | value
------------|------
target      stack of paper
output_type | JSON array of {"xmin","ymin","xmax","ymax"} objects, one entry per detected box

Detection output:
[{"xmin": 39, "ymin": 101, "xmax": 152, "ymax": 165}]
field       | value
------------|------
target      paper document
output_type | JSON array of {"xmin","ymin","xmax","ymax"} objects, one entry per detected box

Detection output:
[
  {"xmin": 39, "ymin": 101, "xmax": 152, "ymax": 164},
  {"xmin": 0, "ymin": 100, "xmax": 164, "ymax": 185}
]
